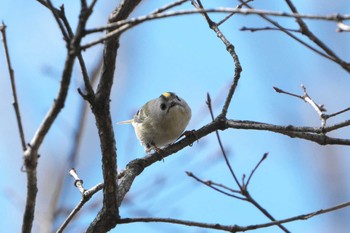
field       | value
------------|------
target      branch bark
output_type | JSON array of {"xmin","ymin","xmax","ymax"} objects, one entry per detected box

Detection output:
[
  {"xmin": 85, "ymin": 0, "xmax": 142, "ymax": 232},
  {"xmin": 21, "ymin": 1, "xmax": 94, "ymax": 232}
]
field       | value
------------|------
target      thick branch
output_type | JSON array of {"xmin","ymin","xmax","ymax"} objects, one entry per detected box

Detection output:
[{"xmin": 86, "ymin": 0, "xmax": 142, "ymax": 232}]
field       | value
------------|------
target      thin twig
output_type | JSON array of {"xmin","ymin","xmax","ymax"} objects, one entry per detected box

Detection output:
[
  {"xmin": 193, "ymin": 0, "xmax": 243, "ymax": 188},
  {"xmin": 151, "ymin": 0, "xmax": 189, "ymax": 14},
  {"xmin": 46, "ymin": 0, "xmax": 70, "ymax": 42},
  {"xmin": 226, "ymin": 119, "xmax": 350, "ymax": 145},
  {"xmin": 209, "ymin": 180, "xmax": 242, "ymax": 194},
  {"xmin": 0, "ymin": 23, "xmax": 27, "ymax": 152},
  {"xmin": 118, "ymin": 216, "xmax": 239, "ymax": 232},
  {"xmin": 58, "ymin": 5, "xmax": 95, "ymax": 100},
  {"xmin": 273, "ymin": 86, "xmax": 304, "ymax": 99},
  {"xmin": 206, "ymin": 93, "xmax": 242, "ymax": 188},
  {"xmin": 245, "ymin": 152, "xmax": 268, "ymax": 188},
  {"xmin": 186, "ymin": 172, "xmax": 246, "ymax": 200},
  {"xmin": 245, "ymin": 192, "xmax": 291, "ymax": 232},
  {"xmin": 274, "ymin": 85, "xmax": 329, "ymax": 127},
  {"xmin": 323, "ymin": 119, "xmax": 350, "ymax": 133},
  {"xmin": 240, "ymin": 26, "xmax": 300, "ymax": 33},
  {"xmin": 217, "ymin": 0, "xmax": 253, "ymax": 26},
  {"xmin": 50, "ymin": 6, "xmax": 102, "ymax": 229},
  {"xmin": 191, "ymin": 1, "xmax": 242, "ymax": 117},
  {"xmin": 91, "ymin": 8, "xmax": 350, "ymax": 34},
  {"xmin": 21, "ymin": 0, "xmax": 93, "ymax": 231},
  {"xmin": 117, "ymin": 199, "xmax": 350, "ymax": 232},
  {"xmin": 324, "ymin": 107, "xmax": 350, "ymax": 120},
  {"xmin": 56, "ymin": 181, "xmax": 104, "ymax": 233},
  {"xmin": 81, "ymin": 8, "xmax": 350, "ymax": 51},
  {"xmin": 237, "ymin": 0, "xmax": 342, "ymax": 69},
  {"xmin": 283, "ymin": 0, "xmax": 350, "ymax": 72}
]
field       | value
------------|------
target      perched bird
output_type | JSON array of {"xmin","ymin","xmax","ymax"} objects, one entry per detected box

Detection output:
[{"xmin": 118, "ymin": 92, "xmax": 191, "ymax": 153}]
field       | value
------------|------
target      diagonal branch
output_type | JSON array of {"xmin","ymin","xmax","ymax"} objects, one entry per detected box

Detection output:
[
  {"xmin": 56, "ymin": 169, "xmax": 104, "ymax": 233},
  {"xmin": 283, "ymin": 0, "xmax": 350, "ymax": 72},
  {"xmin": 0, "ymin": 23, "xmax": 27, "ymax": 152},
  {"xmin": 238, "ymin": 0, "xmax": 350, "ymax": 73},
  {"xmin": 88, "ymin": 114, "xmax": 350, "ymax": 223},
  {"xmin": 21, "ymin": 1, "xmax": 95, "ymax": 232},
  {"xmin": 206, "ymin": 93, "xmax": 242, "ymax": 189},
  {"xmin": 190, "ymin": 0, "xmax": 242, "ymax": 117}
]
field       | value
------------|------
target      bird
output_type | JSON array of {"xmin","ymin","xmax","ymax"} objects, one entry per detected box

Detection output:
[{"xmin": 118, "ymin": 92, "xmax": 191, "ymax": 153}]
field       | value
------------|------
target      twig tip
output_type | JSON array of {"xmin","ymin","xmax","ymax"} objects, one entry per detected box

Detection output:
[
  {"xmin": 273, "ymin": 86, "xmax": 282, "ymax": 93},
  {"xmin": 185, "ymin": 171, "xmax": 193, "ymax": 176},
  {"xmin": 262, "ymin": 152, "xmax": 269, "ymax": 160}
]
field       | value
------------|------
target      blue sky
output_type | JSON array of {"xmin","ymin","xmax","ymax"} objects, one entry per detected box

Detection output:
[{"xmin": 1, "ymin": 0, "xmax": 350, "ymax": 232}]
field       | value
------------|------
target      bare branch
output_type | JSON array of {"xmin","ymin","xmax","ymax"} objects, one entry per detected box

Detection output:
[
  {"xmin": 46, "ymin": 0, "xmax": 70, "ymax": 42},
  {"xmin": 206, "ymin": 93, "xmax": 242, "ymax": 188},
  {"xmin": 241, "ymin": 26, "xmax": 300, "ymax": 33},
  {"xmin": 238, "ymin": 0, "xmax": 349, "ymax": 72},
  {"xmin": 283, "ymin": 0, "xmax": 349, "ymax": 72},
  {"xmin": 0, "ymin": 23, "xmax": 27, "ymax": 152},
  {"xmin": 226, "ymin": 120, "xmax": 350, "ymax": 145},
  {"xmin": 189, "ymin": 1, "xmax": 243, "ymax": 204},
  {"xmin": 21, "ymin": 1, "xmax": 97, "ymax": 231},
  {"xmin": 274, "ymin": 85, "xmax": 350, "ymax": 129},
  {"xmin": 324, "ymin": 107, "xmax": 350, "ymax": 120},
  {"xmin": 217, "ymin": 0, "xmax": 253, "ymax": 26},
  {"xmin": 56, "ymin": 5, "xmax": 95, "ymax": 100},
  {"xmin": 86, "ymin": 0, "xmax": 143, "ymax": 232},
  {"xmin": 151, "ymin": 0, "xmax": 189, "ymax": 14},
  {"xmin": 117, "ymin": 200, "xmax": 350, "ymax": 232},
  {"xmin": 81, "ymin": 8, "xmax": 350, "ymax": 53},
  {"xmin": 56, "ymin": 176, "xmax": 104, "ymax": 233},
  {"xmin": 186, "ymin": 172, "xmax": 246, "ymax": 200},
  {"xmin": 324, "ymin": 119, "xmax": 350, "ymax": 133},
  {"xmin": 245, "ymin": 153, "xmax": 268, "ymax": 188},
  {"xmin": 118, "ymin": 217, "xmax": 240, "ymax": 232},
  {"xmin": 207, "ymin": 180, "xmax": 242, "ymax": 194}
]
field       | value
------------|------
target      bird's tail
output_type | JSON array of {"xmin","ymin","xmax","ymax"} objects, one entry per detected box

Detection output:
[{"xmin": 117, "ymin": 119, "xmax": 134, "ymax": 124}]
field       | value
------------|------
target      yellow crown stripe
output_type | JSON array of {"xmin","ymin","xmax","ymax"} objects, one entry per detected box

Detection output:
[{"xmin": 162, "ymin": 92, "xmax": 171, "ymax": 98}]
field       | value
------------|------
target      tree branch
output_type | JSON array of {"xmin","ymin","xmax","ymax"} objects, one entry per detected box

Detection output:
[
  {"xmin": 81, "ymin": 8, "xmax": 350, "ymax": 51},
  {"xmin": 0, "ymin": 23, "xmax": 27, "ymax": 152},
  {"xmin": 56, "ymin": 169, "xmax": 104, "ymax": 233},
  {"xmin": 283, "ymin": 0, "xmax": 350, "ymax": 72},
  {"xmin": 21, "ymin": 1, "xmax": 95, "ymax": 232},
  {"xmin": 117, "ymin": 199, "xmax": 350, "ymax": 232},
  {"xmin": 206, "ymin": 93, "xmax": 242, "ymax": 189},
  {"xmin": 238, "ymin": 1, "xmax": 350, "ymax": 73},
  {"xmin": 86, "ymin": 0, "xmax": 143, "ymax": 232}
]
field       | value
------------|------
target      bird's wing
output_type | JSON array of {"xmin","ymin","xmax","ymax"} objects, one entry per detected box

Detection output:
[{"xmin": 133, "ymin": 108, "xmax": 148, "ymax": 124}]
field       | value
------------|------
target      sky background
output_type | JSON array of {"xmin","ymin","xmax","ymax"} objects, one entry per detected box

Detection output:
[{"xmin": 1, "ymin": 0, "xmax": 350, "ymax": 232}]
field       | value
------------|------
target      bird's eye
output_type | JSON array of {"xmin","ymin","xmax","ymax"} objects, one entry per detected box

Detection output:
[
  {"xmin": 160, "ymin": 103, "xmax": 167, "ymax": 110},
  {"xmin": 176, "ymin": 95, "xmax": 181, "ymax": 101}
]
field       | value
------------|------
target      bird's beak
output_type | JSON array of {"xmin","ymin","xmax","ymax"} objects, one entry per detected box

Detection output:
[{"xmin": 167, "ymin": 101, "xmax": 180, "ymax": 113}]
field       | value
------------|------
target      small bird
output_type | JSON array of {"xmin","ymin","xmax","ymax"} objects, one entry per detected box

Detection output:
[{"xmin": 118, "ymin": 92, "xmax": 191, "ymax": 153}]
